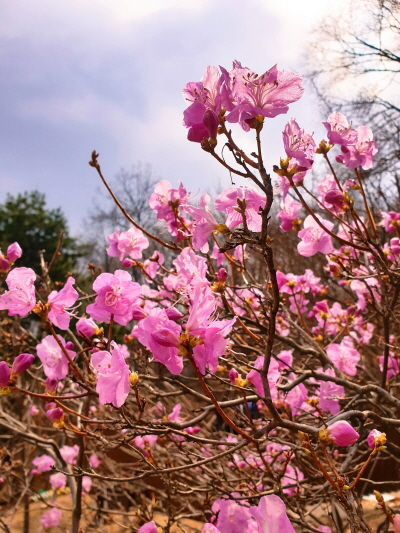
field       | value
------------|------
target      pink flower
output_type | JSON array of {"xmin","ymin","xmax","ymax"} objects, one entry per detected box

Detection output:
[
  {"xmin": 29, "ymin": 405, "xmax": 40, "ymax": 416},
  {"xmin": 31, "ymin": 454, "xmax": 55, "ymax": 474},
  {"xmin": 86, "ymin": 270, "xmax": 142, "ymax": 326},
  {"xmin": 138, "ymin": 521, "xmax": 159, "ymax": 533},
  {"xmin": 107, "ymin": 226, "xmax": 149, "ymax": 261},
  {"xmin": 326, "ymin": 336, "xmax": 360, "ymax": 376},
  {"xmin": 225, "ymin": 62, "xmax": 304, "ymax": 131},
  {"xmin": 327, "ymin": 421, "xmax": 359, "ymax": 446},
  {"xmin": 40, "ymin": 508, "xmax": 62, "ymax": 528},
  {"xmin": 0, "ymin": 267, "xmax": 36, "ymax": 317},
  {"xmin": 143, "ymin": 251, "xmax": 165, "ymax": 279},
  {"xmin": 149, "ymin": 180, "xmax": 189, "ymax": 237},
  {"xmin": 336, "ymin": 126, "xmax": 378, "ymax": 170},
  {"xmin": 168, "ymin": 404, "xmax": 183, "ymax": 422},
  {"xmin": 47, "ymin": 277, "xmax": 79, "ymax": 330},
  {"xmin": 91, "ymin": 342, "xmax": 130, "ymax": 408},
  {"xmin": 0, "ymin": 362, "xmax": 10, "ymax": 388},
  {"xmin": 212, "ymin": 498, "xmax": 251, "ymax": 533},
  {"xmin": 133, "ymin": 435, "xmax": 158, "ymax": 449},
  {"xmin": 82, "ymin": 476, "xmax": 92, "ymax": 492},
  {"xmin": 297, "ymin": 215, "xmax": 334, "ymax": 257},
  {"xmin": 6, "ymin": 242, "xmax": 22, "ymax": 262},
  {"xmin": 318, "ymin": 368, "xmax": 344, "ymax": 416},
  {"xmin": 36, "ymin": 335, "xmax": 76, "ymax": 380},
  {"xmin": 246, "ymin": 356, "xmax": 281, "ymax": 400},
  {"xmin": 250, "ymin": 495, "xmax": 296, "ymax": 533},
  {"xmin": 89, "ymin": 454, "xmax": 101, "ymax": 468},
  {"xmin": 211, "ymin": 243, "xmax": 225, "ymax": 267},
  {"xmin": 277, "ymin": 196, "xmax": 302, "ymax": 232},
  {"xmin": 379, "ymin": 354, "xmax": 399, "ymax": 379},
  {"xmin": 11, "ymin": 353, "xmax": 35, "ymax": 375},
  {"xmin": 367, "ymin": 429, "xmax": 386, "ymax": 449},
  {"xmin": 60, "ymin": 445, "xmax": 79, "ymax": 465},
  {"xmin": 182, "ymin": 65, "xmax": 230, "ymax": 141},
  {"xmin": 393, "ymin": 515, "xmax": 400, "ymax": 533},
  {"xmin": 183, "ymin": 194, "xmax": 220, "ymax": 252},
  {"xmin": 49, "ymin": 472, "xmax": 67, "ymax": 490},
  {"xmin": 76, "ymin": 316, "xmax": 100, "ymax": 338},
  {"xmin": 215, "ymin": 186, "xmax": 266, "ymax": 232},
  {"xmin": 323, "ymin": 112, "xmax": 358, "ymax": 145},
  {"xmin": 283, "ymin": 118, "xmax": 316, "ymax": 168},
  {"xmin": 135, "ymin": 308, "xmax": 184, "ymax": 375},
  {"xmin": 381, "ymin": 211, "xmax": 400, "ymax": 233},
  {"xmin": 186, "ymin": 286, "xmax": 236, "ymax": 374},
  {"xmin": 46, "ymin": 408, "xmax": 64, "ymax": 425}
]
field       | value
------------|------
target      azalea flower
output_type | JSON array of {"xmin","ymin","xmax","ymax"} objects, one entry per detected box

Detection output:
[
  {"xmin": 47, "ymin": 277, "xmax": 79, "ymax": 330},
  {"xmin": 0, "ymin": 267, "xmax": 36, "ymax": 317},
  {"xmin": 36, "ymin": 335, "xmax": 76, "ymax": 380},
  {"xmin": 224, "ymin": 62, "xmax": 304, "ymax": 131},
  {"xmin": 91, "ymin": 342, "xmax": 131, "ymax": 408},
  {"xmin": 215, "ymin": 186, "xmax": 266, "ymax": 232},
  {"xmin": 297, "ymin": 215, "xmax": 334, "ymax": 257},
  {"xmin": 326, "ymin": 336, "xmax": 360, "ymax": 376},
  {"xmin": 86, "ymin": 270, "xmax": 142, "ymax": 326}
]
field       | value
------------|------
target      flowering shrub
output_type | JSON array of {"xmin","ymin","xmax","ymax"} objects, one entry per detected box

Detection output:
[{"xmin": 1, "ymin": 59, "xmax": 400, "ymax": 533}]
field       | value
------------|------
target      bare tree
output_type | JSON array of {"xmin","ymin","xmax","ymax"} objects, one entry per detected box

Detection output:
[
  {"xmin": 84, "ymin": 163, "xmax": 158, "ymax": 270},
  {"xmin": 306, "ymin": 0, "xmax": 400, "ymax": 209}
]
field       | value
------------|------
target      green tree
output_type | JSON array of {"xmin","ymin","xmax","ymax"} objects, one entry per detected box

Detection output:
[{"xmin": 0, "ymin": 191, "xmax": 81, "ymax": 281}]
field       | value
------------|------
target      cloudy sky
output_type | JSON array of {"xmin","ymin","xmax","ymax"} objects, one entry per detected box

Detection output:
[{"xmin": 0, "ymin": 0, "xmax": 346, "ymax": 234}]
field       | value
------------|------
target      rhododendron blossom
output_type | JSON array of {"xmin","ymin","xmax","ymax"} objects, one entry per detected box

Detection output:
[
  {"xmin": 36, "ymin": 335, "xmax": 76, "ymax": 380},
  {"xmin": 91, "ymin": 342, "xmax": 131, "ymax": 408},
  {"xmin": 0, "ymin": 267, "xmax": 36, "ymax": 317},
  {"xmin": 250, "ymin": 495, "xmax": 296, "ymax": 533},
  {"xmin": 40, "ymin": 508, "xmax": 62, "ymax": 528},
  {"xmin": 183, "ymin": 194, "xmax": 221, "ymax": 252},
  {"xmin": 86, "ymin": 270, "xmax": 141, "ymax": 326},
  {"xmin": 283, "ymin": 118, "xmax": 316, "ymax": 168},
  {"xmin": 215, "ymin": 186, "xmax": 266, "ymax": 232},
  {"xmin": 297, "ymin": 215, "xmax": 334, "ymax": 257},
  {"xmin": 277, "ymin": 196, "xmax": 302, "ymax": 231},
  {"xmin": 47, "ymin": 276, "xmax": 79, "ymax": 329},
  {"xmin": 326, "ymin": 336, "xmax": 360, "ymax": 376},
  {"xmin": 224, "ymin": 62, "xmax": 304, "ymax": 131},
  {"xmin": 107, "ymin": 226, "xmax": 149, "ymax": 261}
]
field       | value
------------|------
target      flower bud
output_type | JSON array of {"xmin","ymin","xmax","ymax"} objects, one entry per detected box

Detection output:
[
  {"xmin": 217, "ymin": 268, "xmax": 228, "ymax": 282},
  {"xmin": 65, "ymin": 341, "xmax": 75, "ymax": 351},
  {"xmin": 131, "ymin": 306, "xmax": 148, "ymax": 321},
  {"xmin": 129, "ymin": 372, "xmax": 139, "ymax": 387},
  {"xmin": 122, "ymin": 258, "xmax": 135, "ymax": 268},
  {"xmin": 0, "ymin": 362, "xmax": 10, "ymax": 388},
  {"xmin": 0, "ymin": 257, "xmax": 10, "ymax": 272},
  {"xmin": 327, "ymin": 420, "xmax": 359, "ymax": 447},
  {"xmin": 30, "ymin": 405, "xmax": 40, "ymax": 416},
  {"xmin": 11, "ymin": 353, "xmax": 35, "ymax": 375},
  {"xmin": 228, "ymin": 368, "xmax": 239, "ymax": 385},
  {"xmin": 325, "ymin": 189, "xmax": 345, "ymax": 207},
  {"xmin": 46, "ymin": 407, "xmax": 65, "ymax": 429},
  {"xmin": 45, "ymin": 377, "xmax": 58, "ymax": 394},
  {"xmin": 165, "ymin": 307, "xmax": 183, "ymax": 321},
  {"xmin": 45, "ymin": 402, "xmax": 57, "ymax": 410},
  {"xmin": 367, "ymin": 429, "xmax": 387, "ymax": 449},
  {"xmin": 391, "ymin": 238, "xmax": 400, "ymax": 255},
  {"xmin": 76, "ymin": 317, "xmax": 98, "ymax": 338},
  {"xmin": 6, "ymin": 242, "xmax": 22, "ymax": 262},
  {"xmin": 151, "ymin": 328, "xmax": 180, "ymax": 348},
  {"xmin": 203, "ymin": 110, "xmax": 218, "ymax": 140}
]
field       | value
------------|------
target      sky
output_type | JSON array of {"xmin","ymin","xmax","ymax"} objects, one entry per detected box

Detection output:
[{"xmin": 0, "ymin": 0, "xmax": 347, "ymax": 235}]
